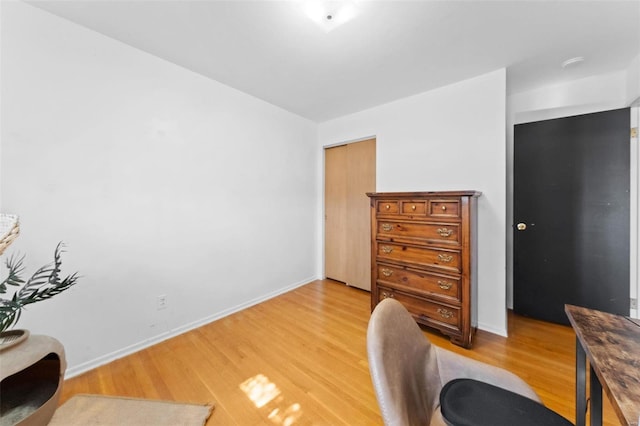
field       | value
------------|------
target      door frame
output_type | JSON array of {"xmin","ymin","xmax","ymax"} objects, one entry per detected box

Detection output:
[{"xmin": 631, "ymin": 103, "xmax": 639, "ymax": 317}]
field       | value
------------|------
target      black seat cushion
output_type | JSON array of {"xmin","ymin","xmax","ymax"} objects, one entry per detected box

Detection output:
[{"xmin": 440, "ymin": 378, "xmax": 573, "ymax": 426}]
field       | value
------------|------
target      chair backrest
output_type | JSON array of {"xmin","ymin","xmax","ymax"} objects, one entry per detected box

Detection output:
[{"xmin": 367, "ymin": 298, "xmax": 442, "ymax": 426}]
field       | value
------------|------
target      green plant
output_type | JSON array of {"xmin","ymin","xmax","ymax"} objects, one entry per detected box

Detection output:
[{"xmin": 0, "ymin": 242, "xmax": 80, "ymax": 332}]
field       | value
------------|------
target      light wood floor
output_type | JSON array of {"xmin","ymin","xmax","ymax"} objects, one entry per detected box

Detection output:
[{"xmin": 60, "ymin": 279, "xmax": 618, "ymax": 425}]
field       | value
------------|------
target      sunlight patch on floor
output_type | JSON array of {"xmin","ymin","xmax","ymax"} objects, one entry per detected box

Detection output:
[{"xmin": 240, "ymin": 374, "xmax": 303, "ymax": 425}]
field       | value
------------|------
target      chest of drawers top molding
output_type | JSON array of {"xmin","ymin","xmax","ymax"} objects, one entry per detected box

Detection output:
[{"xmin": 367, "ymin": 190, "xmax": 481, "ymax": 348}]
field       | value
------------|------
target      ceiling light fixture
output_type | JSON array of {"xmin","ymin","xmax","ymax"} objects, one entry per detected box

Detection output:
[
  {"xmin": 302, "ymin": 1, "xmax": 360, "ymax": 32},
  {"xmin": 561, "ymin": 56, "xmax": 585, "ymax": 69}
]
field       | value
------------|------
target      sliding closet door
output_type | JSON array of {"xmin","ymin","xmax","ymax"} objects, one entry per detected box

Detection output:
[
  {"xmin": 346, "ymin": 139, "xmax": 376, "ymax": 290},
  {"xmin": 325, "ymin": 138, "xmax": 376, "ymax": 290},
  {"xmin": 325, "ymin": 145, "xmax": 348, "ymax": 283}
]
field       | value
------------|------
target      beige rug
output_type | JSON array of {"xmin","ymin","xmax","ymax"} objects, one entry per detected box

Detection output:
[{"xmin": 49, "ymin": 394, "xmax": 214, "ymax": 426}]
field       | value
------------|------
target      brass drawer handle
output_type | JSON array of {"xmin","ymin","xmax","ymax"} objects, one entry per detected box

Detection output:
[
  {"xmin": 441, "ymin": 205, "xmax": 447, "ymax": 211},
  {"xmin": 385, "ymin": 204, "xmax": 391, "ymax": 210},
  {"xmin": 381, "ymin": 246, "xmax": 394, "ymax": 254},
  {"xmin": 411, "ymin": 205, "xmax": 416, "ymax": 211},
  {"xmin": 437, "ymin": 227, "xmax": 453, "ymax": 237},
  {"xmin": 438, "ymin": 254, "xmax": 454, "ymax": 263},
  {"xmin": 381, "ymin": 268, "xmax": 393, "ymax": 277},
  {"xmin": 381, "ymin": 223, "xmax": 394, "ymax": 232},
  {"xmin": 381, "ymin": 291, "xmax": 394, "ymax": 299},
  {"xmin": 437, "ymin": 280, "xmax": 452, "ymax": 290},
  {"xmin": 437, "ymin": 308, "xmax": 453, "ymax": 319}
]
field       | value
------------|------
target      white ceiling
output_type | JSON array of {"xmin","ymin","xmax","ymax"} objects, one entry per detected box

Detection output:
[{"xmin": 27, "ymin": 0, "xmax": 640, "ymax": 122}]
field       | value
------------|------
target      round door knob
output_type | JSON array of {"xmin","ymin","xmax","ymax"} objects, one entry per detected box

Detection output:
[{"xmin": 517, "ymin": 223, "xmax": 527, "ymax": 231}]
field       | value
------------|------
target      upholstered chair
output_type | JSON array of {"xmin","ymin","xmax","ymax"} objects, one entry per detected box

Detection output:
[{"xmin": 367, "ymin": 298, "xmax": 543, "ymax": 426}]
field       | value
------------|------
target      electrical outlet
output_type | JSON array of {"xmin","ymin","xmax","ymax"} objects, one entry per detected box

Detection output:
[
  {"xmin": 157, "ymin": 295, "xmax": 168, "ymax": 310},
  {"xmin": 631, "ymin": 298, "xmax": 638, "ymax": 310}
]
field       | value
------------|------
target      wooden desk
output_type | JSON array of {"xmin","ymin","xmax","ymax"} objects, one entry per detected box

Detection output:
[{"xmin": 565, "ymin": 305, "xmax": 640, "ymax": 426}]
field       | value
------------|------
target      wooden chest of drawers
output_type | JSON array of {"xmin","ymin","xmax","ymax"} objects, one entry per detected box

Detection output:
[{"xmin": 367, "ymin": 191, "xmax": 481, "ymax": 348}]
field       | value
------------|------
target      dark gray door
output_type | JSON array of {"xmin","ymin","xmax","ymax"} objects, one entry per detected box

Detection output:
[{"xmin": 513, "ymin": 108, "xmax": 630, "ymax": 324}]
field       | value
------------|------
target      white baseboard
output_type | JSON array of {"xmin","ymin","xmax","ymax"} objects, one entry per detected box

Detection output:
[{"xmin": 65, "ymin": 276, "xmax": 318, "ymax": 378}]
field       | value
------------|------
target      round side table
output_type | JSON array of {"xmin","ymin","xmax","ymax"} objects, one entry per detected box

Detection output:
[{"xmin": 0, "ymin": 331, "xmax": 66, "ymax": 425}]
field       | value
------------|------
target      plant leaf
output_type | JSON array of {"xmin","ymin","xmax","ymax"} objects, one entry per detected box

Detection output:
[{"xmin": 0, "ymin": 242, "xmax": 80, "ymax": 332}]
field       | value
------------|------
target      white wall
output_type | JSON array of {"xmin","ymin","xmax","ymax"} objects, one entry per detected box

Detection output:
[
  {"xmin": 506, "ymin": 60, "xmax": 639, "ymax": 311},
  {"xmin": 627, "ymin": 54, "xmax": 640, "ymax": 106},
  {"xmin": 1, "ymin": 1, "xmax": 319, "ymax": 376},
  {"xmin": 318, "ymin": 69, "xmax": 508, "ymax": 336},
  {"xmin": 509, "ymin": 71, "xmax": 629, "ymax": 125}
]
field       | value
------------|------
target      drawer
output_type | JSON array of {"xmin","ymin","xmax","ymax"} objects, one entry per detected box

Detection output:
[
  {"xmin": 376, "ymin": 264, "xmax": 460, "ymax": 302},
  {"xmin": 376, "ymin": 221, "xmax": 461, "ymax": 246},
  {"xmin": 376, "ymin": 242, "xmax": 461, "ymax": 274},
  {"xmin": 428, "ymin": 199, "xmax": 460, "ymax": 218},
  {"xmin": 378, "ymin": 287, "xmax": 460, "ymax": 327},
  {"xmin": 400, "ymin": 201, "xmax": 427, "ymax": 215},
  {"xmin": 376, "ymin": 200, "xmax": 399, "ymax": 215}
]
